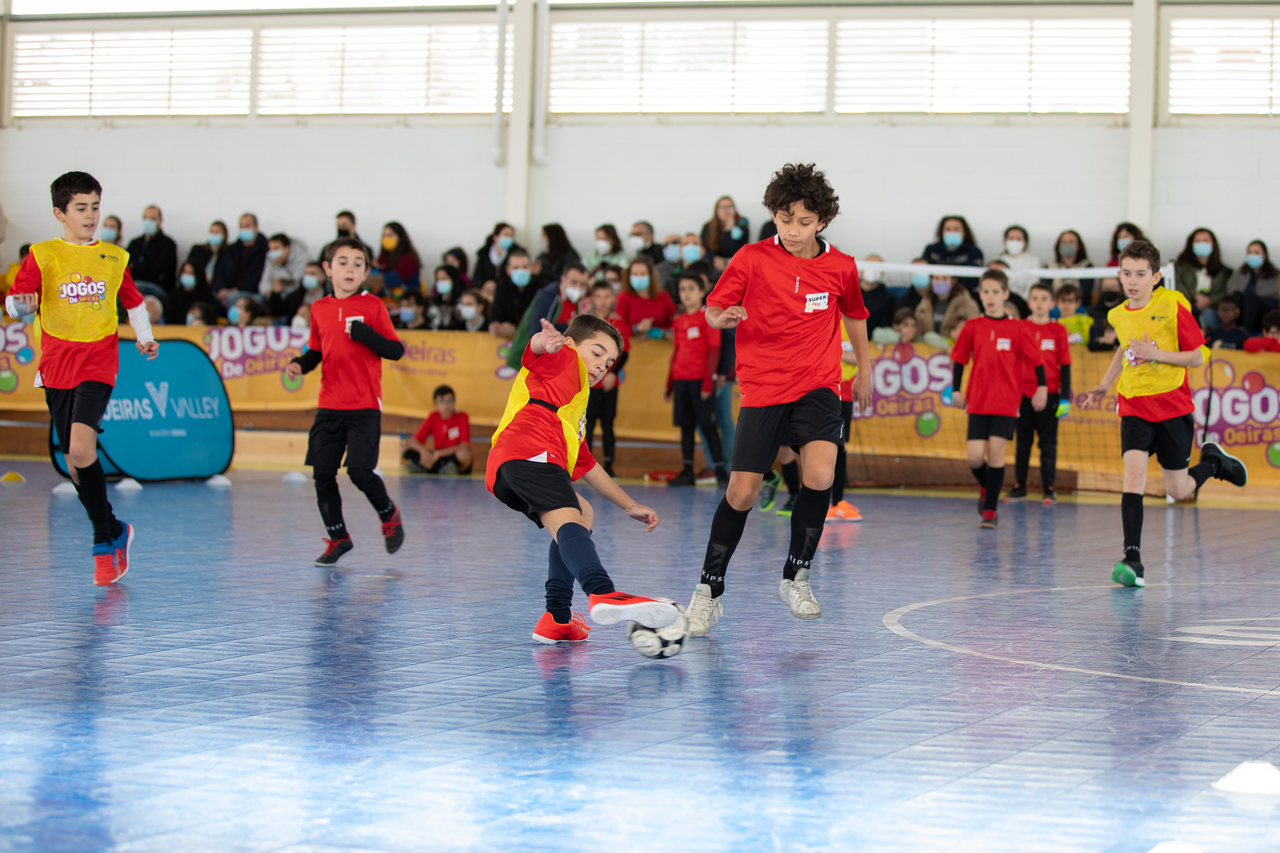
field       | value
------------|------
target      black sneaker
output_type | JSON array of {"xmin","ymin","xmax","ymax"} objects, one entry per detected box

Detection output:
[
  {"xmin": 714, "ymin": 467, "xmax": 729, "ymax": 488},
  {"xmin": 776, "ymin": 494, "xmax": 797, "ymax": 517},
  {"xmin": 381, "ymin": 506, "xmax": 404, "ymax": 554},
  {"xmin": 980, "ymin": 509, "xmax": 998, "ymax": 529},
  {"xmin": 1042, "ymin": 489, "xmax": 1056, "ymax": 505},
  {"xmin": 669, "ymin": 469, "xmax": 696, "ymax": 487},
  {"xmin": 1111, "ymin": 557, "xmax": 1145, "ymax": 588},
  {"xmin": 1201, "ymin": 441, "xmax": 1248, "ymax": 487},
  {"xmin": 1007, "ymin": 484, "xmax": 1027, "ymax": 501},
  {"xmin": 758, "ymin": 469, "xmax": 781, "ymax": 511},
  {"xmin": 315, "ymin": 537, "xmax": 353, "ymax": 566}
]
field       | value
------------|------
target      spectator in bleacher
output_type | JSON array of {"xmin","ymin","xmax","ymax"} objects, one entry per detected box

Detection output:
[
  {"xmin": 997, "ymin": 225, "xmax": 1041, "ymax": 302},
  {"xmin": 269, "ymin": 260, "xmax": 327, "ymax": 322},
  {"xmin": 1207, "ymin": 295, "xmax": 1248, "ymax": 350},
  {"xmin": 228, "ymin": 294, "xmax": 265, "ymax": 328},
  {"xmin": 397, "ymin": 291, "xmax": 431, "ymax": 331},
  {"xmin": 1086, "ymin": 277, "xmax": 1123, "ymax": 351},
  {"xmin": 914, "ymin": 275, "xmax": 977, "ymax": 339},
  {"xmin": 1054, "ymin": 284, "xmax": 1091, "ymax": 345},
  {"xmin": 1227, "ymin": 239, "xmax": 1279, "ymax": 333},
  {"xmin": 598, "ymin": 264, "xmax": 624, "ymax": 293},
  {"xmin": 214, "ymin": 213, "xmax": 268, "ymax": 308},
  {"xmin": 628, "ymin": 220, "xmax": 665, "ymax": 267},
  {"xmin": 618, "ymin": 255, "xmax": 676, "ymax": 338},
  {"xmin": 1107, "ymin": 222, "xmax": 1145, "ymax": 267},
  {"xmin": 126, "ymin": 205, "xmax": 177, "ymax": 297},
  {"xmin": 427, "ymin": 265, "xmax": 465, "ymax": 329},
  {"xmin": 488, "ymin": 247, "xmax": 534, "ymax": 338},
  {"xmin": 185, "ymin": 300, "xmax": 218, "ymax": 327},
  {"xmin": 701, "ymin": 195, "xmax": 749, "ymax": 274},
  {"xmin": 442, "ymin": 246, "xmax": 472, "ymax": 287},
  {"xmin": 938, "ymin": 302, "xmax": 976, "ymax": 348},
  {"xmin": 1174, "ymin": 227, "xmax": 1230, "ymax": 330},
  {"xmin": 857, "ymin": 254, "xmax": 895, "ymax": 334},
  {"xmin": 144, "ymin": 295, "xmax": 164, "ymax": 327},
  {"xmin": 582, "ymin": 223, "xmax": 629, "ymax": 278},
  {"xmin": 896, "ymin": 258, "xmax": 932, "ymax": 315},
  {"xmin": 448, "ymin": 290, "xmax": 490, "ymax": 333},
  {"xmin": 376, "ymin": 221, "xmax": 422, "ymax": 297},
  {"xmin": 530, "ymin": 263, "xmax": 590, "ymax": 332},
  {"xmin": 872, "ymin": 307, "xmax": 920, "ymax": 345},
  {"xmin": 922, "ymin": 215, "xmax": 983, "ymax": 292},
  {"xmin": 1046, "ymin": 229, "xmax": 1094, "ymax": 303},
  {"xmin": 171, "ymin": 260, "xmax": 213, "ymax": 326},
  {"xmin": 1244, "ymin": 309, "xmax": 1280, "ymax": 353},
  {"xmin": 534, "ymin": 222, "xmax": 580, "ymax": 284},
  {"xmin": 657, "ymin": 232, "xmax": 706, "ymax": 299},
  {"xmin": 259, "ymin": 233, "xmax": 308, "ymax": 302},
  {"xmin": 320, "ymin": 210, "xmax": 374, "ymax": 267},
  {"xmin": 473, "ymin": 222, "xmax": 521, "ymax": 288},
  {"xmin": 186, "ymin": 220, "xmax": 229, "ymax": 300},
  {"xmin": 100, "ymin": 215, "xmax": 123, "ymax": 247}
]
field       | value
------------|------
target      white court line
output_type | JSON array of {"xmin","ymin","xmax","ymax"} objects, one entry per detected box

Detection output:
[{"xmin": 883, "ymin": 582, "xmax": 1280, "ymax": 697}]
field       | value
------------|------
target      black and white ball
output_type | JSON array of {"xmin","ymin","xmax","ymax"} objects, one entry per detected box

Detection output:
[{"xmin": 627, "ymin": 599, "xmax": 689, "ymax": 659}]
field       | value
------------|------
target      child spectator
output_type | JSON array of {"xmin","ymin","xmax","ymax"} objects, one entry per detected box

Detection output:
[
  {"xmin": 186, "ymin": 300, "xmax": 218, "ymax": 327},
  {"xmin": 584, "ymin": 280, "xmax": 630, "ymax": 477},
  {"xmin": 950, "ymin": 268, "xmax": 1047, "ymax": 529},
  {"xmin": 449, "ymin": 290, "xmax": 490, "ymax": 333},
  {"xmin": 377, "ymin": 221, "xmax": 422, "ymax": 297},
  {"xmin": 228, "ymin": 295, "xmax": 265, "ymax": 328},
  {"xmin": 665, "ymin": 272, "xmax": 728, "ymax": 488},
  {"xmin": 396, "ymin": 291, "xmax": 430, "ymax": 331},
  {"xmin": 403, "ymin": 384, "xmax": 472, "ymax": 475},
  {"xmin": 872, "ymin": 307, "xmax": 919, "ymax": 345},
  {"xmin": 1082, "ymin": 240, "xmax": 1246, "ymax": 588},
  {"xmin": 486, "ymin": 314, "xmax": 676, "ymax": 645},
  {"xmin": 259, "ymin": 232, "xmax": 308, "ymax": 300},
  {"xmin": 937, "ymin": 301, "xmax": 977, "ymax": 348},
  {"xmin": 427, "ymin": 265, "xmax": 464, "ymax": 329},
  {"xmin": 581, "ymin": 223, "xmax": 629, "ymax": 278},
  {"xmin": 488, "ymin": 248, "xmax": 535, "ymax": 338},
  {"xmin": 442, "ymin": 246, "xmax": 472, "ymax": 287},
  {"xmin": 5, "ymin": 171, "xmax": 158, "ymax": 585},
  {"xmin": 1009, "ymin": 283, "xmax": 1071, "ymax": 503},
  {"xmin": 618, "ymin": 256, "xmax": 676, "ymax": 338},
  {"xmin": 1087, "ymin": 277, "xmax": 1124, "ymax": 351},
  {"xmin": 284, "ymin": 238, "xmax": 405, "ymax": 567},
  {"xmin": 1207, "ymin": 294, "xmax": 1248, "ymax": 349},
  {"xmin": 144, "ymin": 295, "xmax": 164, "ymax": 326},
  {"xmin": 1055, "ymin": 283, "xmax": 1091, "ymax": 344},
  {"xmin": 1244, "ymin": 309, "xmax": 1280, "ymax": 353}
]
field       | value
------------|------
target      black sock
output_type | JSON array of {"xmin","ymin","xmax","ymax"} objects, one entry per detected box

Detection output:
[
  {"xmin": 970, "ymin": 463, "xmax": 988, "ymax": 487},
  {"xmin": 984, "ymin": 467, "xmax": 1004, "ymax": 512},
  {"xmin": 556, "ymin": 523, "xmax": 614, "ymax": 597},
  {"xmin": 403, "ymin": 449, "xmax": 421, "ymax": 465},
  {"xmin": 314, "ymin": 468, "xmax": 348, "ymax": 540},
  {"xmin": 1121, "ymin": 492, "xmax": 1143, "ymax": 563},
  {"xmin": 681, "ymin": 426, "xmax": 695, "ymax": 470},
  {"xmin": 833, "ymin": 442, "xmax": 848, "ymax": 504},
  {"xmin": 1189, "ymin": 459, "xmax": 1217, "ymax": 491},
  {"xmin": 780, "ymin": 460, "xmax": 800, "ymax": 496},
  {"xmin": 701, "ymin": 498, "xmax": 750, "ymax": 597},
  {"xmin": 784, "ymin": 486, "xmax": 830, "ymax": 581},
  {"xmin": 75, "ymin": 461, "xmax": 116, "ymax": 545},
  {"xmin": 545, "ymin": 541, "xmax": 574, "ymax": 624},
  {"xmin": 349, "ymin": 467, "xmax": 395, "ymax": 521}
]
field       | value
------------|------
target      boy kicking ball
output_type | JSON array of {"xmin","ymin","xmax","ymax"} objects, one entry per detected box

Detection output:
[{"xmin": 1082, "ymin": 240, "xmax": 1247, "ymax": 587}]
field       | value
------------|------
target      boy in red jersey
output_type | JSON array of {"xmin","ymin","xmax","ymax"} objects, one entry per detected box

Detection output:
[
  {"xmin": 666, "ymin": 272, "xmax": 728, "ymax": 488},
  {"xmin": 487, "ymin": 315, "xmax": 679, "ymax": 646},
  {"xmin": 685, "ymin": 163, "xmax": 872, "ymax": 636},
  {"xmin": 1008, "ymin": 282, "xmax": 1071, "ymax": 504},
  {"xmin": 285, "ymin": 239, "xmax": 406, "ymax": 566},
  {"xmin": 1082, "ymin": 241, "xmax": 1246, "ymax": 587},
  {"xmin": 402, "ymin": 384, "xmax": 472, "ymax": 475},
  {"xmin": 950, "ymin": 268, "xmax": 1047, "ymax": 529},
  {"xmin": 6, "ymin": 171, "xmax": 158, "ymax": 586},
  {"xmin": 584, "ymin": 280, "xmax": 630, "ymax": 477}
]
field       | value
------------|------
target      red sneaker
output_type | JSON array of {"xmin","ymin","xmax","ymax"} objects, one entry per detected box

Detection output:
[
  {"xmin": 532, "ymin": 612, "xmax": 591, "ymax": 644},
  {"xmin": 93, "ymin": 544, "xmax": 121, "ymax": 586},
  {"xmin": 977, "ymin": 487, "xmax": 986, "ymax": 516},
  {"xmin": 111, "ymin": 521, "xmax": 134, "ymax": 577},
  {"xmin": 381, "ymin": 506, "xmax": 404, "ymax": 554},
  {"xmin": 825, "ymin": 500, "xmax": 863, "ymax": 522},
  {"xmin": 980, "ymin": 509, "xmax": 998, "ymax": 529},
  {"xmin": 588, "ymin": 591, "xmax": 679, "ymax": 628}
]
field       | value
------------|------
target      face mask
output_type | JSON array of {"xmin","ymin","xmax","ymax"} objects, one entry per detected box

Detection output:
[
  {"xmin": 239, "ymin": 228, "xmax": 255, "ymax": 243},
  {"xmin": 99, "ymin": 226, "xmax": 118, "ymax": 242},
  {"xmin": 564, "ymin": 286, "xmax": 584, "ymax": 304},
  {"xmin": 510, "ymin": 268, "xmax": 531, "ymax": 288},
  {"xmin": 610, "ymin": 280, "xmax": 622, "ymax": 294},
  {"xmin": 267, "ymin": 249, "xmax": 283, "ymax": 262},
  {"xmin": 399, "ymin": 307, "xmax": 416, "ymax": 324},
  {"xmin": 730, "ymin": 225, "xmax": 744, "ymax": 241},
  {"xmin": 1059, "ymin": 243, "xmax": 1078, "ymax": 260},
  {"xmin": 627, "ymin": 235, "xmax": 646, "ymax": 254},
  {"xmin": 436, "ymin": 279, "xmax": 453, "ymax": 296},
  {"xmin": 630, "ymin": 275, "xmax": 650, "ymax": 291},
  {"xmin": 663, "ymin": 243, "xmax": 680, "ymax": 263},
  {"xmin": 861, "ymin": 270, "xmax": 881, "ymax": 285},
  {"xmin": 595, "ymin": 239, "xmax": 612, "ymax": 256},
  {"xmin": 227, "ymin": 306, "xmax": 241, "ymax": 325},
  {"xmin": 208, "ymin": 232, "xmax": 224, "ymax": 247},
  {"xmin": 141, "ymin": 219, "xmax": 158, "ymax": 237},
  {"xmin": 337, "ymin": 228, "xmax": 352, "ymax": 238},
  {"xmin": 1193, "ymin": 241, "xmax": 1213, "ymax": 259},
  {"xmin": 302, "ymin": 274, "xmax": 320, "ymax": 291},
  {"xmin": 1116, "ymin": 237, "xmax": 1132, "ymax": 253},
  {"xmin": 186, "ymin": 314, "xmax": 200, "ymax": 326},
  {"xmin": 911, "ymin": 272, "xmax": 931, "ymax": 289},
  {"xmin": 382, "ymin": 236, "xmax": 398, "ymax": 252},
  {"xmin": 179, "ymin": 273, "xmax": 197, "ymax": 290},
  {"xmin": 459, "ymin": 304, "xmax": 478, "ymax": 321},
  {"xmin": 931, "ymin": 281, "xmax": 951, "ymax": 297},
  {"xmin": 681, "ymin": 244, "xmax": 702, "ymax": 264},
  {"xmin": 291, "ymin": 315, "xmax": 309, "ymax": 332},
  {"xmin": 942, "ymin": 232, "xmax": 963, "ymax": 250},
  {"xmin": 1005, "ymin": 239, "xmax": 1025, "ymax": 256},
  {"xmin": 1246, "ymin": 254, "xmax": 1265, "ymax": 270},
  {"xmin": 497, "ymin": 235, "xmax": 514, "ymax": 251}
]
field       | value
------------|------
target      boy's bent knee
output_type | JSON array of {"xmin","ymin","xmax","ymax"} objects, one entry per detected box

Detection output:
[{"xmin": 313, "ymin": 466, "xmax": 338, "ymax": 484}]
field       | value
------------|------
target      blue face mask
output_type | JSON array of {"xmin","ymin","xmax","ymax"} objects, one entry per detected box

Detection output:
[
  {"xmin": 399, "ymin": 307, "xmax": 416, "ymax": 324},
  {"xmin": 1193, "ymin": 241, "xmax": 1213, "ymax": 259},
  {"xmin": 1116, "ymin": 237, "xmax": 1132, "ymax": 253},
  {"xmin": 663, "ymin": 243, "xmax": 680, "ymax": 263},
  {"xmin": 227, "ymin": 306, "xmax": 241, "ymax": 325},
  {"xmin": 510, "ymin": 268, "xmax": 531, "ymax": 288},
  {"xmin": 100, "ymin": 226, "xmax": 118, "ymax": 243},
  {"xmin": 266, "ymin": 249, "xmax": 283, "ymax": 262},
  {"xmin": 1246, "ymin": 254, "xmax": 1265, "ymax": 270},
  {"xmin": 179, "ymin": 273, "xmax": 196, "ymax": 290},
  {"xmin": 141, "ymin": 219, "xmax": 158, "ymax": 237},
  {"xmin": 301, "ymin": 274, "xmax": 320, "ymax": 291},
  {"xmin": 630, "ymin": 275, "xmax": 650, "ymax": 291},
  {"xmin": 436, "ymin": 280, "xmax": 453, "ymax": 296},
  {"xmin": 911, "ymin": 272, "xmax": 931, "ymax": 289},
  {"xmin": 681, "ymin": 244, "xmax": 702, "ymax": 264},
  {"xmin": 730, "ymin": 225, "xmax": 744, "ymax": 241},
  {"xmin": 942, "ymin": 232, "xmax": 963, "ymax": 250},
  {"xmin": 208, "ymin": 232, "xmax": 224, "ymax": 247},
  {"xmin": 239, "ymin": 228, "xmax": 255, "ymax": 243},
  {"xmin": 497, "ymin": 235, "xmax": 514, "ymax": 251}
]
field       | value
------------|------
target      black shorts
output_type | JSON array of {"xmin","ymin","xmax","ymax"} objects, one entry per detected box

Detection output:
[
  {"xmin": 305, "ymin": 409, "xmax": 382, "ymax": 469},
  {"xmin": 967, "ymin": 413, "xmax": 1017, "ymax": 441},
  {"xmin": 671, "ymin": 379, "xmax": 714, "ymax": 428},
  {"xmin": 45, "ymin": 381, "xmax": 113, "ymax": 453},
  {"xmin": 1121, "ymin": 414, "xmax": 1194, "ymax": 470},
  {"xmin": 732, "ymin": 387, "xmax": 843, "ymax": 474},
  {"xmin": 492, "ymin": 459, "xmax": 580, "ymax": 528}
]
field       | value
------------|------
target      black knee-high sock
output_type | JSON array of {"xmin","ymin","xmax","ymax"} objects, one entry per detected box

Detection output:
[
  {"xmin": 970, "ymin": 463, "xmax": 989, "ymax": 487},
  {"xmin": 780, "ymin": 460, "xmax": 800, "ymax": 497},
  {"xmin": 545, "ymin": 541, "xmax": 575, "ymax": 623},
  {"xmin": 701, "ymin": 498, "xmax": 750, "ymax": 597},
  {"xmin": 784, "ymin": 486, "xmax": 830, "ymax": 580},
  {"xmin": 313, "ymin": 467, "xmax": 348, "ymax": 540},
  {"xmin": 983, "ymin": 467, "xmax": 1004, "ymax": 512},
  {"xmin": 75, "ymin": 461, "xmax": 117, "ymax": 544},
  {"xmin": 1121, "ymin": 492, "xmax": 1143, "ymax": 562},
  {"xmin": 348, "ymin": 467, "xmax": 396, "ymax": 521},
  {"xmin": 833, "ymin": 443, "xmax": 848, "ymax": 504},
  {"xmin": 680, "ymin": 426, "xmax": 695, "ymax": 470},
  {"xmin": 555, "ymin": 522, "xmax": 614, "ymax": 597},
  {"xmin": 1188, "ymin": 456, "xmax": 1219, "ymax": 492}
]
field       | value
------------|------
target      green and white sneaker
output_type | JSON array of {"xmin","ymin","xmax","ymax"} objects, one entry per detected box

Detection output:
[
  {"xmin": 779, "ymin": 568, "xmax": 822, "ymax": 619},
  {"xmin": 686, "ymin": 583, "xmax": 723, "ymax": 637},
  {"xmin": 1111, "ymin": 557, "xmax": 1145, "ymax": 588}
]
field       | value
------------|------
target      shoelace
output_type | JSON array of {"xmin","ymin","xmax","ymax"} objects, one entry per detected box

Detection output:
[
  {"xmin": 570, "ymin": 612, "xmax": 591, "ymax": 634},
  {"xmin": 691, "ymin": 592, "xmax": 722, "ymax": 626},
  {"xmin": 381, "ymin": 518, "xmax": 400, "ymax": 536},
  {"xmin": 322, "ymin": 537, "xmax": 347, "ymax": 556}
]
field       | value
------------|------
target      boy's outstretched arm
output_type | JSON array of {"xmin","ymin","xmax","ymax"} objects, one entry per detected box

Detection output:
[
  {"xmin": 581, "ymin": 463, "xmax": 658, "ymax": 532},
  {"xmin": 842, "ymin": 315, "xmax": 872, "ymax": 409},
  {"xmin": 1082, "ymin": 348, "xmax": 1125, "ymax": 408},
  {"xmin": 530, "ymin": 318, "xmax": 565, "ymax": 355}
]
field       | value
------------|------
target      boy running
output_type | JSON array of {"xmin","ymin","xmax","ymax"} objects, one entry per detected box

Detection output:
[
  {"xmin": 5, "ymin": 171, "xmax": 158, "ymax": 586},
  {"xmin": 686, "ymin": 163, "xmax": 872, "ymax": 636},
  {"xmin": 1009, "ymin": 282, "xmax": 1071, "ymax": 503},
  {"xmin": 1082, "ymin": 240, "xmax": 1247, "ymax": 587}
]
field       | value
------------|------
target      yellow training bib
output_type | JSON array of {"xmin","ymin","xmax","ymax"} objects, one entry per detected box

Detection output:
[{"xmin": 32, "ymin": 239, "xmax": 129, "ymax": 343}]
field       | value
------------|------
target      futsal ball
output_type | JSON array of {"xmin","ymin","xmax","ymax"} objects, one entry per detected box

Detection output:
[{"xmin": 627, "ymin": 599, "xmax": 689, "ymax": 660}]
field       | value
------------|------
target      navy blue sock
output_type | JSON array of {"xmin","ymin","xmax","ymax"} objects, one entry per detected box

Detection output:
[
  {"xmin": 545, "ymin": 541, "xmax": 575, "ymax": 623},
  {"xmin": 784, "ymin": 486, "xmax": 830, "ymax": 581},
  {"xmin": 555, "ymin": 523, "xmax": 614, "ymax": 597}
]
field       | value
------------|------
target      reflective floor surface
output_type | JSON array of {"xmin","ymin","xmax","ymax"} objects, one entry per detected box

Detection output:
[{"xmin": 3, "ymin": 459, "xmax": 1280, "ymax": 852}]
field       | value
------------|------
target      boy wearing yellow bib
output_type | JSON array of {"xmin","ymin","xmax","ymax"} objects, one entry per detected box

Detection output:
[
  {"xmin": 4, "ymin": 172, "xmax": 158, "ymax": 586},
  {"xmin": 1083, "ymin": 241, "xmax": 1246, "ymax": 587}
]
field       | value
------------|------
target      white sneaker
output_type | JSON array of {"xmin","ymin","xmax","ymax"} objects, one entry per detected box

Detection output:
[
  {"xmin": 686, "ymin": 583, "xmax": 723, "ymax": 637},
  {"xmin": 778, "ymin": 568, "xmax": 822, "ymax": 620}
]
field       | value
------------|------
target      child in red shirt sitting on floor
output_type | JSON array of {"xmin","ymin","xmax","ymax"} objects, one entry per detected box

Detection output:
[{"xmin": 402, "ymin": 384, "xmax": 472, "ymax": 475}]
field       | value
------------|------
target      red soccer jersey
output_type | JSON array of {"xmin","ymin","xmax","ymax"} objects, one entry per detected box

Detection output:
[
  {"xmin": 591, "ymin": 313, "xmax": 631, "ymax": 390},
  {"xmin": 617, "ymin": 289, "xmax": 677, "ymax": 331},
  {"xmin": 1020, "ymin": 320, "xmax": 1071, "ymax": 396},
  {"xmin": 12, "ymin": 242, "xmax": 145, "ymax": 389},
  {"xmin": 1245, "ymin": 336, "xmax": 1280, "ymax": 354},
  {"xmin": 952, "ymin": 315, "xmax": 1043, "ymax": 417},
  {"xmin": 708, "ymin": 237, "xmax": 868, "ymax": 407},
  {"xmin": 668, "ymin": 307, "xmax": 721, "ymax": 393},
  {"xmin": 414, "ymin": 411, "xmax": 470, "ymax": 449},
  {"xmin": 308, "ymin": 292, "xmax": 400, "ymax": 411}
]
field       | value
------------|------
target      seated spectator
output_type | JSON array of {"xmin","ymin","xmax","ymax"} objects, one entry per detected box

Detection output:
[
  {"xmin": 395, "ymin": 291, "xmax": 429, "ymax": 331},
  {"xmin": 478, "ymin": 277, "xmax": 496, "ymax": 305},
  {"xmin": 291, "ymin": 303, "xmax": 311, "ymax": 333},
  {"xmin": 228, "ymin": 295, "xmax": 265, "ymax": 328},
  {"xmin": 474, "ymin": 222, "xmax": 521, "ymax": 288},
  {"xmin": 1244, "ymin": 309, "xmax": 1280, "ymax": 353},
  {"xmin": 598, "ymin": 264, "xmax": 624, "ymax": 294},
  {"xmin": 701, "ymin": 195, "xmax": 750, "ymax": 273},
  {"xmin": 937, "ymin": 303, "xmax": 976, "ymax": 348},
  {"xmin": 1174, "ymin": 227, "xmax": 1230, "ymax": 329},
  {"xmin": 320, "ymin": 210, "xmax": 375, "ymax": 267},
  {"xmin": 259, "ymin": 232, "xmax": 308, "ymax": 302},
  {"xmin": 872, "ymin": 306, "xmax": 919, "ymax": 345},
  {"xmin": 657, "ymin": 232, "xmax": 706, "ymax": 298},
  {"xmin": 1207, "ymin": 295, "xmax": 1248, "ymax": 349},
  {"xmin": 214, "ymin": 213, "xmax": 268, "ymax": 308},
  {"xmin": 185, "ymin": 300, "xmax": 218, "ymax": 327},
  {"xmin": 530, "ymin": 263, "xmax": 590, "ymax": 332},
  {"xmin": 268, "ymin": 260, "xmax": 327, "ymax": 321},
  {"xmin": 448, "ymin": 289, "xmax": 490, "ymax": 333},
  {"xmin": 1227, "ymin": 239, "xmax": 1279, "ymax": 333},
  {"xmin": 1107, "ymin": 221, "xmax": 1145, "ymax": 267},
  {"xmin": 186, "ymin": 220, "xmax": 229, "ymax": 300},
  {"xmin": 170, "ymin": 260, "xmax": 212, "ymax": 325},
  {"xmin": 858, "ymin": 253, "xmax": 895, "ymax": 334},
  {"xmin": 1047, "ymin": 229, "xmax": 1095, "ymax": 303},
  {"xmin": 100, "ymin": 215, "xmax": 123, "ymax": 246},
  {"xmin": 126, "ymin": 205, "xmax": 178, "ymax": 297},
  {"xmin": 997, "ymin": 224, "xmax": 1041, "ymax": 301},
  {"xmin": 402, "ymin": 385, "xmax": 472, "ymax": 475},
  {"xmin": 143, "ymin": 295, "xmax": 164, "ymax": 327},
  {"xmin": 922, "ymin": 215, "xmax": 983, "ymax": 291},
  {"xmin": 618, "ymin": 256, "xmax": 676, "ymax": 337},
  {"xmin": 914, "ymin": 275, "xmax": 977, "ymax": 338},
  {"xmin": 628, "ymin": 220, "xmax": 665, "ymax": 267},
  {"xmin": 1087, "ymin": 277, "xmax": 1124, "ymax": 351},
  {"xmin": 896, "ymin": 258, "xmax": 931, "ymax": 314},
  {"xmin": 427, "ymin": 265, "xmax": 464, "ymax": 329},
  {"xmin": 1054, "ymin": 284, "xmax": 1091, "ymax": 345},
  {"xmin": 377, "ymin": 221, "xmax": 422, "ymax": 297},
  {"xmin": 488, "ymin": 248, "xmax": 534, "ymax": 338},
  {"xmin": 534, "ymin": 222, "xmax": 580, "ymax": 284},
  {"xmin": 581, "ymin": 223, "xmax": 629, "ymax": 277},
  {"xmin": 442, "ymin": 246, "xmax": 472, "ymax": 287}
]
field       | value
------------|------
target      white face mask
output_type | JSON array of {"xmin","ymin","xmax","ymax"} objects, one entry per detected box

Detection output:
[
  {"xmin": 564, "ymin": 286, "xmax": 584, "ymax": 304},
  {"xmin": 595, "ymin": 239, "xmax": 612, "ymax": 256},
  {"xmin": 1005, "ymin": 239, "xmax": 1026, "ymax": 256},
  {"xmin": 626, "ymin": 234, "xmax": 646, "ymax": 253},
  {"xmin": 459, "ymin": 304, "xmax": 478, "ymax": 321},
  {"xmin": 861, "ymin": 270, "xmax": 881, "ymax": 285},
  {"xmin": 291, "ymin": 315, "xmax": 308, "ymax": 332}
]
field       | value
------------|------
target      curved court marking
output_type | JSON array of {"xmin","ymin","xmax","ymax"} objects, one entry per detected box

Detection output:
[{"xmin": 883, "ymin": 581, "xmax": 1280, "ymax": 696}]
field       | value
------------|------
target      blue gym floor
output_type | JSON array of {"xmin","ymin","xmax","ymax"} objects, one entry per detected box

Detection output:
[{"xmin": 3, "ymin": 458, "xmax": 1280, "ymax": 852}]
